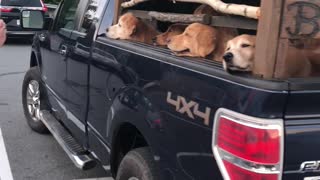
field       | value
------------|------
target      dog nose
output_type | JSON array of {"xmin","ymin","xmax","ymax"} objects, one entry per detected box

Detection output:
[{"xmin": 223, "ymin": 52, "xmax": 234, "ymax": 63}]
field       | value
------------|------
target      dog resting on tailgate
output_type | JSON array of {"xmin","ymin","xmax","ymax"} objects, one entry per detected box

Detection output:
[
  {"xmin": 223, "ymin": 34, "xmax": 314, "ymax": 78},
  {"xmin": 106, "ymin": 13, "xmax": 158, "ymax": 44}
]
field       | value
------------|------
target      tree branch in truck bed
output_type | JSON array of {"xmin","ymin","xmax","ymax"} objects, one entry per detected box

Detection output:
[{"xmin": 121, "ymin": 0, "xmax": 261, "ymax": 19}]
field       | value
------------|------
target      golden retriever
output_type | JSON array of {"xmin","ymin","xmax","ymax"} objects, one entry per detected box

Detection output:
[
  {"xmin": 167, "ymin": 23, "xmax": 219, "ymax": 58},
  {"xmin": 223, "ymin": 34, "xmax": 314, "ymax": 78},
  {"xmin": 106, "ymin": 13, "xmax": 158, "ymax": 44},
  {"xmin": 153, "ymin": 24, "xmax": 188, "ymax": 46},
  {"xmin": 166, "ymin": 5, "xmax": 237, "ymax": 61},
  {"xmin": 154, "ymin": 4, "xmax": 224, "ymax": 47},
  {"xmin": 167, "ymin": 22, "xmax": 236, "ymax": 61}
]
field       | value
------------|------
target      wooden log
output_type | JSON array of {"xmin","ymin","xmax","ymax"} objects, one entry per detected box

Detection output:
[
  {"xmin": 145, "ymin": 11, "xmax": 257, "ymax": 30},
  {"xmin": 148, "ymin": 11, "xmax": 211, "ymax": 24},
  {"xmin": 121, "ymin": 0, "xmax": 260, "ymax": 19}
]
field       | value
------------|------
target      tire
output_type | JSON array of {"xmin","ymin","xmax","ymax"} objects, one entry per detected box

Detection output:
[
  {"xmin": 22, "ymin": 67, "xmax": 49, "ymax": 134},
  {"xmin": 116, "ymin": 147, "xmax": 161, "ymax": 180}
]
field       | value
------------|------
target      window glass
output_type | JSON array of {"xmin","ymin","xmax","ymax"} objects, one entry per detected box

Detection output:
[
  {"xmin": 97, "ymin": 0, "xmax": 114, "ymax": 36},
  {"xmin": 55, "ymin": 0, "xmax": 80, "ymax": 31},
  {"xmin": 1, "ymin": 0, "xmax": 42, "ymax": 7},
  {"xmin": 79, "ymin": 0, "xmax": 107, "ymax": 33}
]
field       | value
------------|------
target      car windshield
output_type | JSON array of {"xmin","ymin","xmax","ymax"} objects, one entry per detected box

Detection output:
[{"xmin": 1, "ymin": 0, "xmax": 42, "ymax": 7}]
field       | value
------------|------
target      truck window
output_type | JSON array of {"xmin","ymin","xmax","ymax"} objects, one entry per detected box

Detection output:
[
  {"xmin": 54, "ymin": 0, "xmax": 80, "ymax": 31},
  {"xmin": 97, "ymin": 0, "xmax": 114, "ymax": 36},
  {"xmin": 79, "ymin": 0, "xmax": 107, "ymax": 33}
]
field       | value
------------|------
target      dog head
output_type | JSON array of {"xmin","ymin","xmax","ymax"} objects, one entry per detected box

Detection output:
[
  {"xmin": 153, "ymin": 24, "xmax": 187, "ymax": 46},
  {"xmin": 167, "ymin": 23, "xmax": 217, "ymax": 58},
  {"xmin": 223, "ymin": 34, "xmax": 256, "ymax": 73},
  {"xmin": 106, "ymin": 13, "xmax": 140, "ymax": 40}
]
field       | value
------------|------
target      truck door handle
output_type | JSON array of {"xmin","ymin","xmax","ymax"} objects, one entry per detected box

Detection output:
[{"xmin": 59, "ymin": 45, "xmax": 68, "ymax": 56}]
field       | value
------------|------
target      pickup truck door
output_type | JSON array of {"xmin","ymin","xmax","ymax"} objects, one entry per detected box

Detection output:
[
  {"xmin": 39, "ymin": 0, "xmax": 81, "ymax": 121},
  {"xmin": 65, "ymin": 30, "xmax": 91, "ymax": 145},
  {"xmin": 65, "ymin": 0, "xmax": 109, "ymax": 147}
]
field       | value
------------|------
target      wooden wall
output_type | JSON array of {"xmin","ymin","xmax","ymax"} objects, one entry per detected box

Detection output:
[{"xmin": 254, "ymin": 0, "xmax": 320, "ymax": 79}]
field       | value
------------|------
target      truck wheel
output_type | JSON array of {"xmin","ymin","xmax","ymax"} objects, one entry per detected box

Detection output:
[
  {"xmin": 22, "ymin": 67, "xmax": 49, "ymax": 134},
  {"xmin": 116, "ymin": 147, "xmax": 161, "ymax": 180}
]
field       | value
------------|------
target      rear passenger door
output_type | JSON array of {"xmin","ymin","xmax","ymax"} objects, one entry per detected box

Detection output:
[{"xmin": 40, "ymin": 0, "xmax": 81, "ymax": 122}]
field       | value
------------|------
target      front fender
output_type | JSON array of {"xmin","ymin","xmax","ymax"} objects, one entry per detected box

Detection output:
[{"xmin": 30, "ymin": 35, "xmax": 42, "ymax": 69}]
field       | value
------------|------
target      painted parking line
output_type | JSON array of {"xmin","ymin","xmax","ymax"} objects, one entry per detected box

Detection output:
[{"xmin": 0, "ymin": 128, "xmax": 14, "ymax": 180}]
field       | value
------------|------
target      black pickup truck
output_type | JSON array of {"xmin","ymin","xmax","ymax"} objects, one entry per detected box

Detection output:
[{"xmin": 20, "ymin": 0, "xmax": 320, "ymax": 180}]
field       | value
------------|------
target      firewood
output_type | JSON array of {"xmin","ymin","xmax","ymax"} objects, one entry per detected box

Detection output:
[{"xmin": 121, "ymin": 0, "xmax": 260, "ymax": 19}]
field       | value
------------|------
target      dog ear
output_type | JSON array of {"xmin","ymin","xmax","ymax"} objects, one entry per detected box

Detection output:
[
  {"xmin": 195, "ymin": 29, "xmax": 217, "ymax": 57},
  {"xmin": 129, "ymin": 26, "xmax": 137, "ymax": 37}
]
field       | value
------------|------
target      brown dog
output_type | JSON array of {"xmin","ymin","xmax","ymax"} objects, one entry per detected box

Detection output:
[
  {"xmin": 167, "ymin": 23, "xmax": 218, "ymax": 58},
  {"xmin": 106, "ymin": 13, "xmax": 158, "ymax": 44},
  {"xmin": 153, "ymin": 24, "xmax": 188, "ymax": 46},
  {"xmin": 154, "ymin": 4, "xmax": 223, "ymax": 47},
  {"xmin": 223, "ymin": 34, "xmax": 313, "ymax": 78},
  {"xmin": 168, "ymin": 23, "xmax": 236, "ymax": 61}
]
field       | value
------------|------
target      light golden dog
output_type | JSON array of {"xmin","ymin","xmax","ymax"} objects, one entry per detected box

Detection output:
[
  {"xmin": 106, "ymin": 13, "xmax": 158, "ymax": 44},
  {"xmin": 223, "ymin": 34, "xmax": 256, "ymax": 72},
  {"xmin": 223, "ymin": 34, "xmax": 314, "ymax": 78}
]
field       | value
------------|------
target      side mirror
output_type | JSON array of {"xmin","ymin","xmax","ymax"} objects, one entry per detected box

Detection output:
[{"xmin": 21, "ymin": 10, "xmax": 44, "ymax": 29}]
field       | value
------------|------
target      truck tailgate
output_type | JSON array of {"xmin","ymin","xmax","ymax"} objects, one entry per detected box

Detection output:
[{"xmin": 284, "ymin": 88, "xmax": 320, "ymax": 180}]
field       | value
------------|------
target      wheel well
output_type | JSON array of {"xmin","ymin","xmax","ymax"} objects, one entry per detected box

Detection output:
[
  {"xmin": 30, "ymin": 52, "xmax": 38, "ymax": 67},
  {"xmin": 111, "ymin": 123, "xmax": 148, "ymax": 176}
]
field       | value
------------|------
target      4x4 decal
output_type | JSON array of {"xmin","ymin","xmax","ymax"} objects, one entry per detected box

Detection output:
[{"xmin": 166, "ymin": 92, "xmax": 211, "ymax": 126}]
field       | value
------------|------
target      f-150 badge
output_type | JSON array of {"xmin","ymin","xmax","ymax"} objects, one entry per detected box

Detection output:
[{"xmin": 166, "ymin": 92, "xmax": 211, "ymax": 126}]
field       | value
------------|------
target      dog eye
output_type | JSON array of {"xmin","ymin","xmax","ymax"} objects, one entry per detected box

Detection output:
[
  {"xmin": 118, "ymin": 24, "xmax": 121, "ymax": 27},
  {"xmin": 241, "ymin": 44, "xmax": 251, "ymax": 48},
  {"xmin": 226, "ymin": 47, "xmax": 230, "ymax": 51}
]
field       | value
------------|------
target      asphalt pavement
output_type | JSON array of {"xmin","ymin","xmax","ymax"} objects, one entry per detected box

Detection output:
[{"xmin": 0, "ymin": 39, "xmax": 110, "ymax": 180}]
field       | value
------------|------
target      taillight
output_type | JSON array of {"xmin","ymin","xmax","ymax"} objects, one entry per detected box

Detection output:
[
  {"xmin": 212, "ymin": 108, "xmax": 283, "ymax": 180},
  {"xmin": 0, "ymin": 7, "xmax": 12, "ymax": 12},
  {"xmin": 42, "ymin": 6, "xmax": 48, "ymax": 12},
  {"xmin": 40, "ymin": 0, "xmax": 48, "ymax": 12}
]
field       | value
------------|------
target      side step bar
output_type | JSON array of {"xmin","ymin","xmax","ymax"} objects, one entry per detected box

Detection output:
[{"xmin": 40, "ymin": 110, "xmax": 96, "ymax": 170}]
